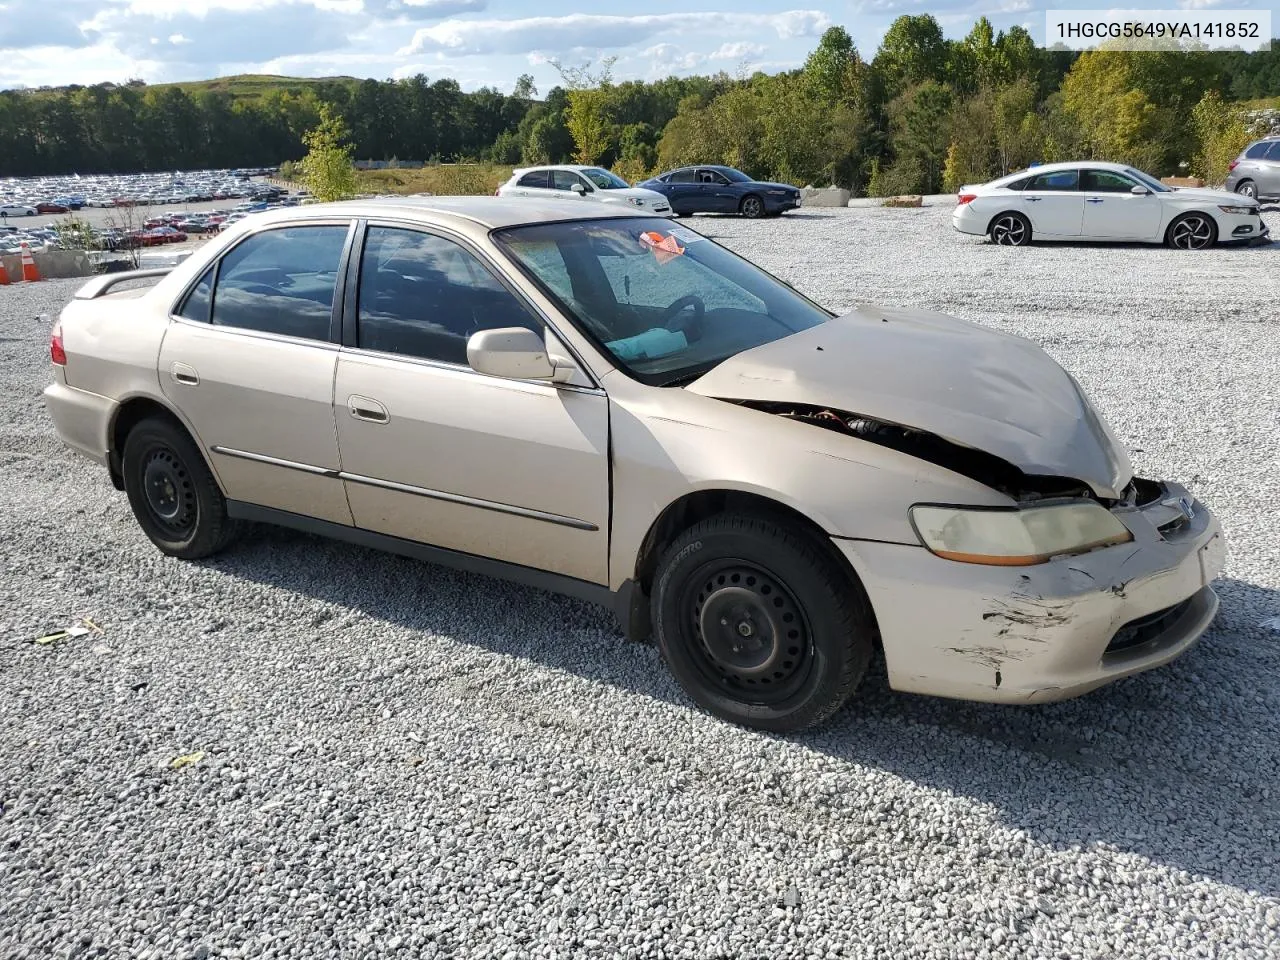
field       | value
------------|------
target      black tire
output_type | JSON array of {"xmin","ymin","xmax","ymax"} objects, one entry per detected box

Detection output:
[
  {"xmin": 989, "ymin": 211, "xmax": 1031, "ymax": 246},
  {"xmin": 739, "ymin": 194, "xmax": 765, "ymax": 219},
  {"xmin": 651, "ymin": 514, "xmax": 875, "ymax": 732},
  {"xmin": 1235, "ymin": 180, "xmax": 1256, "ymax": 201},
  {"xmin": 122, "ymin": 415, "xmax": 240, "ymax": 559},
  {"xmin": 1165, "ymin": 212, "xmax": 1217, "ymax": 250}
]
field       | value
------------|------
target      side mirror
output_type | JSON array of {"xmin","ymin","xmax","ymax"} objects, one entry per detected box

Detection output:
[
  {"xmin": 466, "ymin": 327, "xmax": 576, "ymax": 383},
  {"xmin": 1131, "ymin": 185, "xmax": 1150, "ymax": 195},
  {"xmin": 570, "ymin": 183, "xmax": 587, "ymax": 195}
]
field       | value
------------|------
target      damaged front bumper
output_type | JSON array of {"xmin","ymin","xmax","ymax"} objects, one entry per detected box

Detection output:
[{"xmin": 834, "ymin": 481, "xmax": 1225, "ymax": 704}]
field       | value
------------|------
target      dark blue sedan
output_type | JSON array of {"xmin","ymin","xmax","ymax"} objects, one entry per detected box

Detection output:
[{"xmin": 637, "ymin": 166, "xmax": 802, "ymax": 218}]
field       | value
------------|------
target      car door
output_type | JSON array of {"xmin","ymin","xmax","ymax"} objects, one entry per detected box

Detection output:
[
  {"xmin": 695, "ymin": 169, "xmax": 737, "ymax": 212},
  {"xmin": 333, "ymin": 222, "xmax": 610, "ymax": 584},
  {"xmin": 551, "ymin": 168, "xmax": 595, "ymax": 203},
  {"xmin": 1019, "ymin": 169, "xmax": 1084, "ymax": 237},
  {"xmin": 510, "ymin": 169, "xmax": 554, "ymax": 199},
  {"xmin": 159, "ymin": 220, "xmax": 356, "ymax": 526},
  {"xmin": 1080, "ymin": 169, "xmax": 1163, "ymax": 240},
  {"xmin": 664, "ymin": 169, "xmax": 699, "ymax": 213},
  {"xmin": 1258, "ymin": 141, "xmax": 1280, "ymax": 196}
]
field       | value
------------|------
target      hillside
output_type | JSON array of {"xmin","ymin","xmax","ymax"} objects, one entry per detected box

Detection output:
[{"xmin": 147, "ymin": 74, "xmax": 363, "ymax": 101}]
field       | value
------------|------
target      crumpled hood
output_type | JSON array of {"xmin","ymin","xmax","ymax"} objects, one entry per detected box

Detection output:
[{"xmin": 687, "ymin": 305, "xmax": 1134, "ymax": 498}]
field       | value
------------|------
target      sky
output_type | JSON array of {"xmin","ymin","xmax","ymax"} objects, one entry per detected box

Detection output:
[{"xmin": 0, "ymin": 0, "xmax": 1275, "ymax": 93}]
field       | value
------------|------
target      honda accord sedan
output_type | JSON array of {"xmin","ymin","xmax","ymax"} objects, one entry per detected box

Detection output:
[
  {"xmin": 638, "ymin": 166, "xmax": 801, "ymax": 218},
  {"xmin": 953, "ymin": 161, "xmax": 1268, "ymax": 248},
  {"xmin": 45, "ymin": 198, "xmax": 1224, "ymax": 731}
]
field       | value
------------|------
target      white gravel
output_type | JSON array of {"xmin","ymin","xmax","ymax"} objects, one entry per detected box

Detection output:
[{"xmin": 2, "ymin": 203, "xmax": 1279, "ymax": 959}]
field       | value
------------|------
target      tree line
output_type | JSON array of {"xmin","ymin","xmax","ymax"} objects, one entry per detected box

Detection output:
[{"xmin": 2, "ymin": 16, "xmax": 1278, "ymax": 192}]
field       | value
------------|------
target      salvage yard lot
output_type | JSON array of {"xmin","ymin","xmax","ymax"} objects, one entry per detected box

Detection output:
[{"xmin": 2, "ymin": 202, "xmax": 1278, "ymax": 958}]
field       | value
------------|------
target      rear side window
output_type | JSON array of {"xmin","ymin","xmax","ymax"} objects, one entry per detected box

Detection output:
[
  {"xmin": 356, "ymin": 226, "xmax": 542, "ymax": 366},
  {"xmin": 177, "ymin": 265, "xmax": 214, "ymax": 322},
  {"xmin": 1025, "ymin": 170, "xmax": 1078, "ymax": 191},
  {"xmin": 668, "ymin": 169, "xmax": 696, "ymax": 183},
  {"xmin": 517, "ymin": 170, "xmax": 549, "ymax": 188},
  {"xmin": 210, "ymin": 225, "xmax": 349, "ymax": 341},
  {"xmin": 1244, "ymin": 142, "xmax": 1270, "ymax": 159},
  {"xmin": 1004, "ymin": 177, "xmax": 1031, "ymax": 190}
]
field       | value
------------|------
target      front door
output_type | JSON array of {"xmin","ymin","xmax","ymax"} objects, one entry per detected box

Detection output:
[
  {"xmin": 665, "ymin": 169, "xmax": 699, "ymax": 214},
  {"xmin": 1019, "ymin": 169, "xmax": 1084, "ymax": 237},
  {"xmin": 1080, "ymin": 169, "xmax": 1163, "ymax": 240},
  {"xmin": 695, "ymin": 169, "xmax": 737, "ymax": 212},
  {"xmin": 159, "ymin": 221, "xmax": 355, "ymax": 526},
  {"xmin": 333, "ymin": 223, "xmax": 610, "ymax": 584}
]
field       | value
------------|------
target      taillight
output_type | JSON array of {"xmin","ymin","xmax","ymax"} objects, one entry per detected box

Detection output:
[
  {"xmin": 50, "ymin": 322, "xmax": 66, "ymax": 366},
  {"xmin": 957, "ymin": 193, "xmax": 977, "ymax": 205},
  {"xmin": 1228, "ymin": 160, "xmax": 1239, "ymax": 171}
]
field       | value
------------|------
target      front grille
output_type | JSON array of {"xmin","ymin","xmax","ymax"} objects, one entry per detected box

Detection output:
[{"xmin": 1106, "ymin": 598, "xmax": 1193, "ymax": 653}]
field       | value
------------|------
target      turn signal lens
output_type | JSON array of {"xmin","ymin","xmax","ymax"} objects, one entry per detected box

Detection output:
[{"xmin": 910, "ymin": 502, "xmax": 1133, "ymax": 566}]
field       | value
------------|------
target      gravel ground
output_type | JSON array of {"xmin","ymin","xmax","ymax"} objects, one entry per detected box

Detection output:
[{"xmin": 2, "ymin": 203, "xmax": 1279, "ymax": 959}]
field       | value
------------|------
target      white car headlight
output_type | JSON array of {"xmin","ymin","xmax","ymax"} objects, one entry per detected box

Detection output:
[
  {"xmin": 910, "ymin": 502, "xmax": 1132, "ymax": 566},
  {"xmin": 1218, "ymin": 204, "xmax": 1255, "ymax": 215},
  {"xmin": 628, "ymin": 197, "xmax": 646, "ymax": 206}
]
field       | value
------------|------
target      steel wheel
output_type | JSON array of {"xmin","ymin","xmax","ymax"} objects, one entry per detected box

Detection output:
[
  {"xmin": 1236, "ymin": 180, "xmax": 1256, "ymax": 200},
  {"xmin": 1167, "ymin": 213, "xmax": 1216, "ymax": 250},
  {"xmin": 141, "ymin": 446, "xmax": 197, "ymax": 538},
  {"xmin": 740, "ymin": 195, "xmax": 764, "ymax": 219},
  {"xmin": 680, "ymin": 560, "xmax": 814, "ymax": 704},
  {"xmin": 990, "ymin": 213, "xmax": 1030, "ymax": 246}
]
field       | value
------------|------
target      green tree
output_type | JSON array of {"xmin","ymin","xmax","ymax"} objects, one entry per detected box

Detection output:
[
  {"xmin": 873, "ymin": 15, "xmax": 948, "ymax": 101},
  {"xmin": 299, "ymin": 104, "xmax": 357, "ymax": 201},
  {"xmin": 550, "ymin": 57, "xmax": 617, "ymax": 165},
  {"xmin": 1191, "ymin": 90, "xmax": 1255, "ymax": 184}
]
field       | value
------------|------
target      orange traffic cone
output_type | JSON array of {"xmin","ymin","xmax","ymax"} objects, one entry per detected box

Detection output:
[{"xmin": 19, "ymin": 242, "xmax": 41, "ymax": 283}]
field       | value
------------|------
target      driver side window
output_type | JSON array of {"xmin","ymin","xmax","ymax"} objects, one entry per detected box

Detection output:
[
  {"xmin": 356, "ymin": 227, "xmax": 542, "ymax": 366},
  {"xmin": 1082, "ymin": 170, "xmax": 1136, "ymax": 193},
  {"xmin": 552, "ymin": 170, "xmax": 588, "ymax": 192}
]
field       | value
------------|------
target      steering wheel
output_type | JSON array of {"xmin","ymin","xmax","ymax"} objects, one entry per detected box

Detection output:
[{"xmin": 659, "ymin": 294, "xmax": 705, "ymax": 337}]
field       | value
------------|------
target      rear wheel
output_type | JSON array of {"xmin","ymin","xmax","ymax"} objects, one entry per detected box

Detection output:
[
  {"xmin": 989, "ymin": 212, "xmax": 1031, "ymax": 246},
  {"xmin": 1235, "ymin": 180, "xmax": 1256, "ymax": 200},
  {"xmin": 1166, "ymin": 212, "xmax": 1217, "ymax": 250},
  {"xmin": 652, "ymin": 514, "xmax": 875, "ymax": 732},
  {"xmin": 122, "ymin": 416, "xmax": 240, "ymax": 559},
  {"xmin": 740, "ymin": 195, "xmax": 765, "ymax": 219}
]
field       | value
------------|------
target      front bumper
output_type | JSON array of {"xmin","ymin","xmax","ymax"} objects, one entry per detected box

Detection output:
[
  {"xmin": 764, "ymin": 194, "xmax": 801, "ymax": 213},
  {"xmin": 834, "ymin": 481, "xmax": 1225, "ymax": 704},
  {"xmin": 1217, "ymin": 208, "xmax": 1269, "ymax": 243}
]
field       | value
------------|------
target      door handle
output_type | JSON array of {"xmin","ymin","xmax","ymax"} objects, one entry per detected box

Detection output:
[
  {"xmin": 1086, "ymin": 197, "xmax": 1105, "ymax": 203},
  {"xmin": 1025, "ymin": 196, "xmax": 1042, "ymax": 202},
  {"xmin": 347, "ymin": 395, "xmax": 388, "ymax": 424},
  {"xmin": 170, "ymin": 362, "xmax": 199, "ymax": 385}
]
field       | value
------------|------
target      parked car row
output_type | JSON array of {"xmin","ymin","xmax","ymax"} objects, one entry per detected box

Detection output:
[{"xmin": 0, "ymin": 167, "xmax": 280, "ymax": 214}]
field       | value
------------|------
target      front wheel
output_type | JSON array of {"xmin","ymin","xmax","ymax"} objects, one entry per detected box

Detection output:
[
  {"xmin": 989, "ymin": 212, "xmax": 1032, "ymax": 246},
  {"xmin": 122, "ymin": 416, "xmax": 240, "ymax": 559},
  {"xmin": 652, "ymin": 514, "xmax": 875, "ymax": 732},
  {"xmin": 1166, "ymin": 213, "xmax": 1217, "ymax": 250},
  {"xmin": 739, "ymin": 195, "xmax": 765, "ymax": 219}
]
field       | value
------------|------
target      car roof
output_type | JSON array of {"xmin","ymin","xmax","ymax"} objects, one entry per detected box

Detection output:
[
  {"xmin": 239, "ymin": 195, "xmax": 642, "ymax": 231},
  {"xmin": 1012, "ymin": 161, "xmax": 1137, "ymax": 176},
  {"xmin": 512, "ymin": 164, "xmax": 604, "ymax": 174}
]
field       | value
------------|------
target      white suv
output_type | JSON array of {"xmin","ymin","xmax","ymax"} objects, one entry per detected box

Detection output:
[{"xmin": 497, "ymin": 165, "xmax": 673, "ymax": 216}]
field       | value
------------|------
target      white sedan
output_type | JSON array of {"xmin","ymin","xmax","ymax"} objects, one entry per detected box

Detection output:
[
  {"xmin": 952, "ymin": 161, "xmax": 1269, "ymax": 249},
  {"xmin": 497, "ymin": 165, "xmax": 673, "ymax": 217},
  {"xmin": 0, "ymin": 204, "xmax": 38, "ymax": 217}
]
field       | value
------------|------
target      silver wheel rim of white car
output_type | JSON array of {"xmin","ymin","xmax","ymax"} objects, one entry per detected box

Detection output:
[
  {"xmin": 991, "ymin": 214, "xmax": 1028, "ymax": 246},
  {"xmin": 1169, "ymin": 215, "xmax": 1214, "ymax": 250}
]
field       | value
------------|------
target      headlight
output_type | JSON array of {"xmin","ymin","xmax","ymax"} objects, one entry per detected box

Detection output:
[
  {"xmin": 909, "ymin": 502, "xmax": 1132, "ymax": 566},
  {"xmin": 627, "ymin": 197, "xmax": 645, "ymax": 206},
  {"xmin": 1218, "ymin": 204, "xmax": 1255, "ymax": 215}
]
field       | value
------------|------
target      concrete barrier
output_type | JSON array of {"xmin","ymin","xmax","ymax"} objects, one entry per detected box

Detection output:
[
  {"xmin": 882, "ymin": 195, "xmax": 924, "ymax": 208},
  {"xmin": 2, "ymin": 249, "xmax": 95, "ymax": 283},
  {"xmin": 800, "ymin": 186, "xmax": 852, "ymax": 208},
  {"xmin": 1161, "ymin": 177, "xmax": 1205, "ymax": 188}
]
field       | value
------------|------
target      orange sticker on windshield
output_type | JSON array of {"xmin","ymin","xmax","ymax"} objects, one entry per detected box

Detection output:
[{"xmin": 639, "ymin": 230, "xmax": 685, "ymax": 263}]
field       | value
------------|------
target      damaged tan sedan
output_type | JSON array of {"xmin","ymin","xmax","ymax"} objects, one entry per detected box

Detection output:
[{"xmin": 45, "ymin": 199, "xmax": 1226, "ymax": 732}]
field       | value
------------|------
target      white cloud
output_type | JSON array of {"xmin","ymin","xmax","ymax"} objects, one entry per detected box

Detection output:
[
  {"xmin": 168, "ymin": 33, "xmax": 192, "ymax": 44},
  {"xmin": 642, "ymin": 43, "xmax": 706, "ymax": 71},
  {"xmin": 401, "ymin": 11, "xmax": 833, "ymax": 57},
  {"xmin": 709, "ymin": 41, "xmax": 767, "ymax": 60}
]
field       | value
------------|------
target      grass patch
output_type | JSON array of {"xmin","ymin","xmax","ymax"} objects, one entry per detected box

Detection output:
[{"xmin": 357, "ymin": 164, "xmax": 512, "ymax": 197}]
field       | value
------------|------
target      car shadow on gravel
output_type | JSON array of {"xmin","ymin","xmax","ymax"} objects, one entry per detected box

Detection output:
[{"xmin": 210, "ymin": 529, "xmax": 1279, "ymax": 896}]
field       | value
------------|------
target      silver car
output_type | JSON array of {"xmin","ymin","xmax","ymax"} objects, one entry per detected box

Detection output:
[
  {"xmin": 44, "ymin": 198, "xmax": 1225, "ymax": 732},
  {"xmin": 1226, "ymin": 137, "xmax": 1280, "ymax": 202}
]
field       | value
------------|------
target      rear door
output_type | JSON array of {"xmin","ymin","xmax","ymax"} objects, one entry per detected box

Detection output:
[
  {"xmin": 1019, "ymin": 169, "xmax": 1084, "ymax": 237},
  {"xmin": 159, "ymin": 221, "xmax": 356, "ymax": 525},
  {"xmin": 1080, "ymin": 169, "xmax": 1162, "ymax": 240},
  {"xmin": 511, "ymin": 169, "xmax": 554, "ymax": 200}
]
